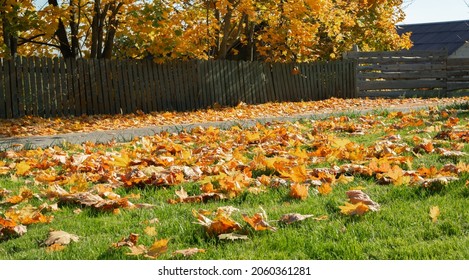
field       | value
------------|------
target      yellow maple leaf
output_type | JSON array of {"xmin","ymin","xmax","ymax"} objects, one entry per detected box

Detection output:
[
  {"xmin": 244, "ymin": 131, "xmax": 261, "ymax": 143},
  {"xmin": 336, "ymin": 174, "xmax": 354, "ymax": 184},
  {"xmin": 317, "ymin": 183, "xmax": 332, "ymax": 195},
  {"xmin": 331, "ymin": 137, "xmax": 351, "ymax": 149},
  {"xmin": 145, "ymin": 239, "xmax": 169, "ymax": 258},
  {"xmin": 339, "ymin": 202, "xmax": 369, "ymax": 216},
  {"xmin": 113, "ymin": 153, "xmax": 131, "ymax": 168},
  {"xmin": 144, "ymin": 226, "xmax": 157, "ymax": 236},
  {"xmin": 280, "ymin": 165, "xmax": 307, "ymax": 183},
  {"xmin": 429, "ymin": 206, "xmax": 440, "ymax": 223},
  {"xmin": 16, "ymin": 161, "xmax": 31, "ymax": 176}
]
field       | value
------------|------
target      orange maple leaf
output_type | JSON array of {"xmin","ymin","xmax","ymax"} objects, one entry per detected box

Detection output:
[
  {"xmin": 242, "ymin": 213, "xmax": 277, "ymax": 231},
  {"xmin": 317, "ymin": 183, "xmax": 332, "ymax": 195},
  {"xmin": 339, "ymin": 202, "xmax": 370, "ymax": 216},
  {"xmin": 289, "ymin": 183, "xmax": 309, "ymax": 200},
  {"xmin": 280, "ymin": 165, "xmax": 307, "ymax": 183}
]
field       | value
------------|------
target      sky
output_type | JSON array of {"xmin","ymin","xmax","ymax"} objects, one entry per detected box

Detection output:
[{"xmin": 401, "ymin": 0, "xmax": 469, "ymax": 24}]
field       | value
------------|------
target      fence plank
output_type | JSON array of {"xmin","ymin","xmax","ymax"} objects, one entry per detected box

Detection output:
[
  {"xmin": 22, "ymin": 57, "xmax": 32, "ymax": 116},
  {"xmin": 98, "ymin": 59, "xmax": 109, "ymax": 114},
  {"xmin": 15, "ymin": 57, "xmax": 25, "ymax": 117},
  {"xmin": 50, "ymin": 57, "xmax": 59, "ymax": 116},
  {"xmin": 4, "ymin": 59, "xmax": 13, "ymax": 118},
  {"xmin": 94, "ymin": 59, "xmax": 105, "ymax": 114}
]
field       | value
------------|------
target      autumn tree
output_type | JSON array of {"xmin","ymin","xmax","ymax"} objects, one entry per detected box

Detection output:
[
  {"xmin": 2, "ymin": 0, "xmax": 411, "ymax": 61},
  {"xmin": 2, "ymin": 0, "xmax": 144, "ymax": 59},
  {"xmin": 119, "ymin": 0, "xmax": 411, "ymax": 62},
  {"xmin": 0, "ymin": 0, "xmax": 37, "ymax": 58}
]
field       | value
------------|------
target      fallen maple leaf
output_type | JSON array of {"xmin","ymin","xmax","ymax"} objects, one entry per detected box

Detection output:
[
  {"xmin": 278, "ymin": 213, "xmax": 315, "ymax": 224},
  {"xmin": 173, "ymin": 248, "xmax": 206, "ymax": 257},
  {"xmin": 317, "ymin": 183, "xmax": 332, "ymax": 195},
  {"xmin": 345, "ymin": 190, "xmax": 380, "ymax": 212},
  {"xmin": 15, "ymin": 161, "xmax": 31, "ymax": 176},
  {"xmin": 280, "ymin": 165, "xmax": 308, "ymax": 183},
  {"xmin": 113, "ymin": 233, "xmax": 139, "ymax": 248},
  {"xmin": 0, "ymin": 217, "xmax": 27, "ymax": 239},
  {"xmin": 339, "ymin": 202, "xmax": 370, "ymax": 216},
  {"xmin": 144, "ymin": 226, "xmax": 157, "ymax": 236},
  {"xmin": 145, "ymin": 239, "xmax": 169, "ymax": 259},
  {"xmin": 218, "ymin": 233, "xmax": 249, "ymax": 240},
  {"xmin": 242, "ymin": 213, "xmax": 277, "ymax": 231},
  {"xmin": 289, "ymin": 183, "xmax": 309, "ymax": 200},
  {"xmin": 193, "ymin": 209, "xmax": 242, "ymax": 236},
  {"xmin": 42, "ymin": 230, "xmax": 79, "ymax": 246},
  {"xmin": 429, "ymin": 206, "xmax": 440, "ymax": 223},
  {"xmin": 126, "ymin": 245, "xmax": 148, "ymax": 256}
]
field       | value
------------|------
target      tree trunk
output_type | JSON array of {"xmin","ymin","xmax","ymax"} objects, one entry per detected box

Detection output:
[
  {"xmin": 90, "ymin": 0, "xmax": 101, "ymax": 59},
  {"xmin": 1, "ymin": 4, "xmax": 18, "ymax": 58},
  {"xmin": 48, "ymin": 0, "xmax": 74, "ymax": 58}
]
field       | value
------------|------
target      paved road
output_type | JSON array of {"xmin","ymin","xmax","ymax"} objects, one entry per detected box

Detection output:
[{"xmin": 0, "ymin": 103, "xmax": 463, "ymax": 150}]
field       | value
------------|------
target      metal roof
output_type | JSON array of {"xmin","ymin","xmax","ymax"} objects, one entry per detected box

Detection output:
[{"xmin": 396, "ymin": 20, "xmax": 469, "ymax": 54}]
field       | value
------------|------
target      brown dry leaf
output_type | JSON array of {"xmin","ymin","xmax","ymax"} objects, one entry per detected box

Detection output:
[
  {"xmin": 345, "ymin": 190, "xmax": 380, "ymax": 212},
  {"xmin": 218, "ymin": 233, "xmax": 249, "ymax": 241},
  {"xmin": 175, "ymin": 187, "xmax": 188, "ymax": 201},
  {"xmin": 289, "ymin": 183, "xmax": 309, "ymax": 200},
  {"xmin": 242, "ymin": 213, "xmax": 277, "ymax": 231},
  {"xmin": 113, "ymin": 233, "xmax": 139, "ymax": 248},
  {"xmin": 43, "ymin": 230, "xmax": 79, "ymax": 246},
  {"xmin": 126, "ymin": 245, "xmax": 148, "ymax": 256},
  {"xmin": 173, "ymin": 248, "xmax": 206, "ymax": 257},
  {"xmin": 339, "ymin": 202, "xmax": 370, "ymax": 216},
  {"xmin": 278, "ymin": 213, "xmax": 315, "ymax": 224},
  {"xmin": 429, "ymin": 206, "xmax": 440, "ymax": 223}
]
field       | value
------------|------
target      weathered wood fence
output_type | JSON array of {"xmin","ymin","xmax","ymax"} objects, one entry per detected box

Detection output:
[
  {"xmin": 0, "ymin": 58, "xmax": 357, "ymax": 119},
  {"xmin": 345, "ymin": 50, "xmax": 469, "ymax": 98}
]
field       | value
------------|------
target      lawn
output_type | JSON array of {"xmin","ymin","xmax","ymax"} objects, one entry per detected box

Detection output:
[{"xmin": 0, "ymin": 101, "xmax": 468, "ymax": 260}]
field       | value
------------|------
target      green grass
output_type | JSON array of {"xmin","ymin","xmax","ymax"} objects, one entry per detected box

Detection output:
[{"xmin": 1, "ymin": 105, "xmax": 468, "ymax": 260}]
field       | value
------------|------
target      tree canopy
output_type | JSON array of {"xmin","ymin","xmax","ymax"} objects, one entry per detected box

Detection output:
[{"xmin": 1, "ymin": 0, "xmax": 412, "ymax": 62}]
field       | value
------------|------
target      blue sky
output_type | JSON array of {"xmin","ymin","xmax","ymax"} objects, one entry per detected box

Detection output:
[{"xmin": 401, "ymin": 0, "xmax": 469, "ymax": 24}]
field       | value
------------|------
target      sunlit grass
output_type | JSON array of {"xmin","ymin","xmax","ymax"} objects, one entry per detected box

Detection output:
[{"xmin": 0, "ymin": 104, "xmax": 468, "ymax": 260}]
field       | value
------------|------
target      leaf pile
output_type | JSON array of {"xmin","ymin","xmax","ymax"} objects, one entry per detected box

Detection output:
[
  {"xmin": 0, "ymin": 100, "xmax": 468, "ymax": 257},
  {"xmin": 1, "ymin": 97, "xmax": 466, "ymax": 138}
]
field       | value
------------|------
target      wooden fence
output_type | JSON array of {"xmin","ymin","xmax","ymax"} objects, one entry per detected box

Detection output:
[
  {"xmin": 344, "ymin": 50, "xmax": 448, "ymax": 98},
  {"xmin": 0, "ymin": 58, "xmax": 357, "ymax": 119},
  {"xmin": 345, "ymin": 49, "xmax": 469, "ymax": 98},
  {"xmin": 447, "ymin": 58, "xmax": 469, "ymax": 92}
]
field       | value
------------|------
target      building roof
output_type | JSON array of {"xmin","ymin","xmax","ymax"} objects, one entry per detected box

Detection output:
[{"xmin": 396, "ymin": 20, "xmax": 469, "ymax": 54}]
